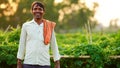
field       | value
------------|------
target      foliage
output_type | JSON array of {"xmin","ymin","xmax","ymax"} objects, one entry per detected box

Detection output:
[
  {"xmin": 0, "ymin": 29, "xmax": 120, "ymax": 68},
  {"xmin": 0, "ymin": 27, "xmax": 20, "ymax": 66},
  {"xmin": 57, "ymin": 32, "xmax": 120, "ymax": 68}
]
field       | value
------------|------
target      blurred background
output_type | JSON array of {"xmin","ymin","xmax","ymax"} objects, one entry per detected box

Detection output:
[
  {"xmin": 0, "ymin": 0, "xmax": 120, "ymax": 68},
  {"xmin": 0, "ymin": 0, "xmax": 120, "ymax": 33}
]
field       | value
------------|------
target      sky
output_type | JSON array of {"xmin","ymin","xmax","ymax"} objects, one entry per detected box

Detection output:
[
  {"xmin": 55, "ymin": 0, "xmax": 120, "ymax": 27},
  {"xmin": 85, "ymin": 0, "xmax": 120, "ymax": 27}
]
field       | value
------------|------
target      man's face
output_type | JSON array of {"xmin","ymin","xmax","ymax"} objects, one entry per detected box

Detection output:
[{"xmin": 32, "ymin": 4, "xmax": 44, "ymax": 19}]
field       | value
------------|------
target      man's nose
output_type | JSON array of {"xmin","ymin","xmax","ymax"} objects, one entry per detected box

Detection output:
[{"xmin": 36, "ymin": 9, "xmax": 40, "ymax": 12}]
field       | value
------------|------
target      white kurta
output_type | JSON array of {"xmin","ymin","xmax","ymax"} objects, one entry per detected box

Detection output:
[{"xmin": 17, "ymin": 19, "xmax": 60, "ymax": 66}]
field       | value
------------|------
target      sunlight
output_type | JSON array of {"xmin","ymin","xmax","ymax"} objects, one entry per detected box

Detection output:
[
  {"xmin": 0, "ymin": 4, "xmax": 6, "ymax": 9},
  {"xmin": 0, "ymin": 0, "xmax": 20, "ymax": 16},
  {"xmin": 85, "ymin": 0, "xmax": 120, "ymax": 27},
  {"xmin": 56, "ymin": 0, "xmax": 120, "ymax": 27},
  {"xmin": 55, "ymin": 0, "xmax": 63, "ymax": 3}
]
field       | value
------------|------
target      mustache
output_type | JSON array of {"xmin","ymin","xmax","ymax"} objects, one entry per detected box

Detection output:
[{"xmin": 34, "ymin": 11, "xmax": 44, "ymax": 14}]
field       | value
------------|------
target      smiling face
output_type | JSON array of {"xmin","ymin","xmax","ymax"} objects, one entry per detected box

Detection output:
[{"xmin": 32, "ymin": 4, "xmax": 45, "ymax": 20}]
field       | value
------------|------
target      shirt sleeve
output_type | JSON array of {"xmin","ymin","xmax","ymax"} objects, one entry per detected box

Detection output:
[
  {"xmin": 50, "ymin": 30, "xmax": 61, "ymax": 62},
  {"xmin": 17, "ymin": 24, "xmax": 27, "ymax": 60}
]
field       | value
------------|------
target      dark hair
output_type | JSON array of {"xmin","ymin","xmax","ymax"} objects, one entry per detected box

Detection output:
[{"xmin": 31, "ymin": 1, "xmax": 45, "ymax": 11}]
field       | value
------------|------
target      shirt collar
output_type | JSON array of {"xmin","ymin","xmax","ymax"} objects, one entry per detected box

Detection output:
[{"xmin": 31, "ymin": 19, "xmax": 43, "ymax": 26}]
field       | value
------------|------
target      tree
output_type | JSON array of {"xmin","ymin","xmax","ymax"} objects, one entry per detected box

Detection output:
[
  {"xmin": 0, "ymin": 0, "xmax": 98, "ymax": 33},
  {"xmin": 55, "ymin": 0, "xmax": 98, "ymax": 31}
]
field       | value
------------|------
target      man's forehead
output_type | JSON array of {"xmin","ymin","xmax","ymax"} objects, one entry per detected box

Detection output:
[{"xmin": 33, "ymin": 4, "xmax": 43, "ymax": 9}]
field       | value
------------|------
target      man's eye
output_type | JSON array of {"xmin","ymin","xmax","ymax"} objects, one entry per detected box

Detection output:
[
  {"xmin": 33, "ymin": 7, "xmax": 43, "ymax": 11},
  {"xmin": 39, "ymin": 8, "xmax": 43, "ymax": 11},
  {"xmin": 33, "ymin": 8, "xmax": 37, "ymax": 10}
]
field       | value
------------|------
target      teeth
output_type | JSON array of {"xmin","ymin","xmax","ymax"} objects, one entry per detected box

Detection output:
[
  {"xmin": 35, "ymin": 13, "xmax": 41, "ymax": 18},
  {"xmin": 36, "ymin": 13, "xmax": 40, "ymax": 15},
  {"xmin": 34, "ymin": 13, "xmax": 41, "ymax": 18}
]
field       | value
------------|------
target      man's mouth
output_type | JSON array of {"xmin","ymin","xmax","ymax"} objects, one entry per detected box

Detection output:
[{"xmin": 35, "ymin": 13, "xmax": 41, "ymax": 18}]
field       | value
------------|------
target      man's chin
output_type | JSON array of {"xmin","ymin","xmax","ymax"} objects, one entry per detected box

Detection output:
[
  {"xmin": 35, "ymin": 17, "xmax": 41, "ymax": 20},
  {"xmin": 35, "ymin": 15, "xmax": 41, "ymax": 19}
]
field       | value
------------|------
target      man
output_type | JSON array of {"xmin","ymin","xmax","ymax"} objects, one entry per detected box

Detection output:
[{"xmin": 17, "ymin": 1, "xmax": 60, "ymax": 68}]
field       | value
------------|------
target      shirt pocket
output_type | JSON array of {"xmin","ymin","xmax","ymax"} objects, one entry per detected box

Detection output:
[{"xmin": 26, "ymin": 26, "xmax": 37, "ymax": 40}]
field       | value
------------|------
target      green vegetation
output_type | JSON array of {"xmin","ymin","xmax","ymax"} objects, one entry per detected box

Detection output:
[{"xmin": 0, "ymin": 28, "xmax": 120, "ymax": 68}]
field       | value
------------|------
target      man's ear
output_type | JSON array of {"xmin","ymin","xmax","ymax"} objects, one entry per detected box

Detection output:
[
  {"xmin": 43, "ymin": 12, "xmax": 45, "ymax": 15},
  {"xmin": 43, "ymin": 11, "xmax": 45, "ymax": 15},
  {"xmin": 30, "ymin": 9, "xmax": 33, "ymax": 14}
]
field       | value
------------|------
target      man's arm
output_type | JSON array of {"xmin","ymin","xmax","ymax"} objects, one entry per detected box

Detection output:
[
  {"xmin": 50, "ymin": 30, "xmax": 61, "ymax": 68},
  {"xmin": 17, "ymin": 24, "xmax": 27, "ymax": 68},
  {"xmin": 54, "ymin": 60, "xmax": 60, "ymax": 68}
]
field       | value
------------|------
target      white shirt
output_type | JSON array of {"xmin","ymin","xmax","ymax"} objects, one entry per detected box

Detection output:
[{"xmin": 17, "ymin": 19, "xmax": 61, "ymax": 66}]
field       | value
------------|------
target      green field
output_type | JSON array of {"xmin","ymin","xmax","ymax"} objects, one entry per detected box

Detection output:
[{"xmin": 0, "ymin": 28, "xmax": 120, "ymax": 68}]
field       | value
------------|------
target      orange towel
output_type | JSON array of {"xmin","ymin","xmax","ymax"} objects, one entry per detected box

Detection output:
[{"xmin": 42, "ymin": 19, "xmax": 56, "ymax": 45}]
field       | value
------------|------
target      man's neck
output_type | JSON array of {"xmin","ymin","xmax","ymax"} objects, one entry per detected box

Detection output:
[{"xmin": 34, "ymin": 18, "xmax": 43, "ymax": 25}]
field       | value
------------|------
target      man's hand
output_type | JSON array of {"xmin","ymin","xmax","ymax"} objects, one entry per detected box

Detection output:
[
  {"xmin": 17, "ymin": 59, "xmax": 22, "ymax": 68},
  {"xmin": 54, "ymin": 60, "xmax": 60, "ymax": 68}
]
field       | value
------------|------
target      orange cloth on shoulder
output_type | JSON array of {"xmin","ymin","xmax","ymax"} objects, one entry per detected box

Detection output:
[{"xmin": 42, "ymin": 19, "xmax": 56, "ymax": 45}]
